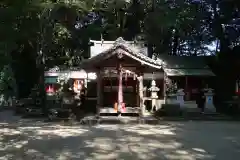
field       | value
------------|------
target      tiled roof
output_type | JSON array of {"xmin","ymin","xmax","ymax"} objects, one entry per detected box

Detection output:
[
  {"xmin": 158, "ymin": 55, "xmax": 215, "ymax": 76},
  {"xmin": 158, "ymin": 55, "xmax": 209, "ymax": 69},
  {"xmin": 81, "ymin": 37, "xmax": 163, "ymax": 69},
  {"xmin": 80, "ymin": 37, "xmax": 214, "ymax": 76},
  {"xmin": 90, "ymin": 39, "xmax": 148, "ymax": 57},
  {"xmin": 164, "ymin": 68, "xmax": 215, "ymax": 76}
]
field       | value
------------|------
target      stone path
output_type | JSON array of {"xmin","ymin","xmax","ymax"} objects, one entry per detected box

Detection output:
[{"xmin": 0, "ymin": 110, "xmax": 240, "ymax": 160}]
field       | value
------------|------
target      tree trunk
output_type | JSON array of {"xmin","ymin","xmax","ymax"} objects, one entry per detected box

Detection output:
[
  {"xmin": 212, "ymin": 0, "xmax": 230, "ymax": 57},
  {"xmin": 172, "ymin": 30, "xmax": 179, "ymax": 55},
  {"xmin": 38, "ymin": 67, "xmax": 47, "ymax": 114},
  {"xmin": 147, "ymin": 44, "xmax": 153, "ymax": 58}
]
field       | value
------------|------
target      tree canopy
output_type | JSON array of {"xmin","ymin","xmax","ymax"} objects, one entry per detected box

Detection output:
[{"xmin": 1, "ymin": 0, "xmax": 240, "ymax": 98}]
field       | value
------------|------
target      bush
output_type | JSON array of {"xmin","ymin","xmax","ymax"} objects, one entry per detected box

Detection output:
[{"xmin": 219, "ymin": 101, "xmax": 240, "ymax": 116}]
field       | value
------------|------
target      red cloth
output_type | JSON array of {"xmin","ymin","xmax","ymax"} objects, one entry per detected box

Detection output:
[
  {"xmin": 121, "ymin": 103, "xmax": 126, "ymax": 112},
  {"xmin": 46, "ymin": 85, "xmax": 54, "ymax": 93}
]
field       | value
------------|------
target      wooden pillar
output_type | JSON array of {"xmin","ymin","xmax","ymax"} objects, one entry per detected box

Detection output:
[
  {"xmin": 185, "ymin": 76, "xmax": 189, "ymax": 101},
  {"xmin": 163, "ymin": 72, "xmax": 167, "ymax": 101},
  {"xmin": 85, "ymin": 72, "xmax": 88, "ymax": 88},
  {"xmin": 138, "ymin": 74, "xmax": 144, "ymax": 116},
  {"xmin": 135, "ymin": 78, "xmax": 138, "ymax": 107},
  {"xmin": 96, "ymin": 69, "xmax": 102, "ymax": 115},
  {"xmin": 117, "ymin": 64, "xmax": 123, "ymax": 112},
  {"xmin": 236, "ymin": 80, "xmax": 239, "ymax": 93}
]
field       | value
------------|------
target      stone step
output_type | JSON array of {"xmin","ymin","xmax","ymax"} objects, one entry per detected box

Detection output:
[
  {"xmin": 156, "ymin": 114, "xmax": 238, "ymax": 121},
  {"xmin": 79, "ymin": 116, "xmax": 159, "ymax": 125},
  {"xmin": 99, "ymin": 113, "xmax": 139, "ymax": 117}
]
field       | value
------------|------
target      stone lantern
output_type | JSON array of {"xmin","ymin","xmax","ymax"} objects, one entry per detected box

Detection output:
[
  {"xmin": 148, "ymin": 80, "xmax": 160, "ymax": 111},
  {"xmin": 204, "ymin": 88, "xmax": 216, "ymax": 113},
  {"xmin": 176, "ymin": 89, "xmax": 185, "ymax": 106}
]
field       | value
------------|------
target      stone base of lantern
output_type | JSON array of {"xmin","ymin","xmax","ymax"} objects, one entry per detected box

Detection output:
[
  {"xmin": 165, "ymin": 94, "xmax": 178, "ymax": 104},
  {"xmin": 204, "ymin": 105, "xmax": 216, "ymax": 114},
  {"xmin": 141, "ymin": 111, "xmax": 153, "ymax": 117},
  {"xmin": 204, "ymin": 89, "xmax": 216, "ymax": 114}
]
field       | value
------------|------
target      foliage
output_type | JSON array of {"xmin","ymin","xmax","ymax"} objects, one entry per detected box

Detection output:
[
  {"xmin": 0, "ymin": 65, "xmax": 17, "ymax": 98},
  {"xmin": 1, "ymin": 0, "xmax": 240, "ymax": 102},
  {"xmin": 164, "ymin": 75, "xmax": 178, "ymax": 95},
  {"xmin": 56, "ymin": 73, "xmax": 76, "ymax": 100},
  {"xmin": 2, "ymin": 0, "xmax": 240, "ymax": 59}
]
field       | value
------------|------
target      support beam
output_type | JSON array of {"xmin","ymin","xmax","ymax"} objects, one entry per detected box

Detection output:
[
  {"xmin": 138, "ymin": 74, "xmax": 144, "ymax": 116},
  {"xmin": 117, "ymin": 63, "xmax": 124, "ymax": 112},
  {"xmin": 236, "ymin": 80, "xmax": 239, "ymax": 93},
  {"xmin": 96, "ymin": 70, "xmax": 102, "ymax": 115},
  {"xmin": 185, "ymin": 76, "xmax": 189, "ymax": 101},
  {"xmin": 163, "ymin": 72, "xmax": 167, "ymax": 102}
]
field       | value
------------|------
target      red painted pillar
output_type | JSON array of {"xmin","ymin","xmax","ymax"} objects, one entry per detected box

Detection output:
[{"xmin": 118, "ymin": 64, "xmax": 124, "ymax": 112}]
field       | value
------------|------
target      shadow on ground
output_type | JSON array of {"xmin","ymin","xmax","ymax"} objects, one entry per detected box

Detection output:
[{"xmin": 0, "ymin": 110, "xmax": 240, "ymax": 160}]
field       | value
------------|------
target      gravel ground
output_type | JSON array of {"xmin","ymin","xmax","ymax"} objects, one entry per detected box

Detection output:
[{"xmin": 0, "ymin": 110, "xmax": 240, "ymax": 160}]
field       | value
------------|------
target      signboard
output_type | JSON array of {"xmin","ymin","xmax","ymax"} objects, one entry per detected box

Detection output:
[{"xmin": 45, "ymin": 77, "xmax": 58, "ymax": 83}]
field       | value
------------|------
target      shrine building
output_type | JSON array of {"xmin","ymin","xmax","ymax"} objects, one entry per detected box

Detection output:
[{"xmin": 77, "ymin": 37, "xmax": 215, "ymax": 116}]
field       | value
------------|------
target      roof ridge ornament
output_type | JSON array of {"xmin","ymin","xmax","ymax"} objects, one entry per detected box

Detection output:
[{"xmin": 114, "ymin": 37, "xmax": 126, "ymax": 46}]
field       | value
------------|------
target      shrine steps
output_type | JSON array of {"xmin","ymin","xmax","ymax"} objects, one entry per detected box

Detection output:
[
  {"xmin": 99, "ymin": 112, "xmax": 139, "ymax": 117},
  {"xmin": 98, "ymin": 112, "xmax": 140, "ymax": 124},
  {"xmin": 78, "ymin": 115, "xmax": 158, "ymax": 125},
  {"xmin": 99, "ymin": 116, "xmax": 139, "ymax": 124},
  {"xmin": 99, "ymin": 107, "xmax": 140, "ymax": 117},
  {"xmin": 99, "ymin": 113, "xmax": 118, "ymax": 116}
]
